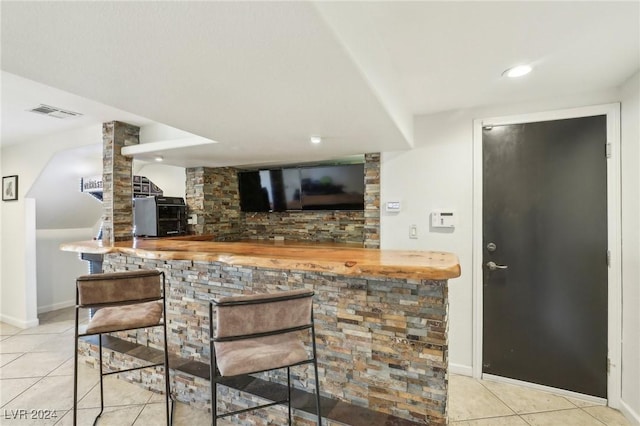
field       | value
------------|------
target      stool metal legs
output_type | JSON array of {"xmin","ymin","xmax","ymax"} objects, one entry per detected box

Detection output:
[
  {"xmin": 97, "ymin": 335, "xmax": 105, "ymax": 422},
  {"xmin": 73, "ymin": 308, "xmax": 79, "ymax": 426},
  {"xmin": 287, "ymin": 367, "xmax": 292, "ymax": 424},
  {"xmin": 73, "ymin": 325, "xmax": 172, "ymax": 425},
  {"xmin": 311, "ymin": 319, "xmax": 322, "ymax": 425}
]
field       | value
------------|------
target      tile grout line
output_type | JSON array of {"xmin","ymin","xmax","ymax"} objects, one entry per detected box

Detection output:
[
  {"xmin": 131, "ymin": 403, "xmax": 148, "ymax": 426},
  {"xmin": 52, "ymin": 409, "xmax": 70, "ymax": 425},
  {"xmin": 579, "ymin": 406, "xmax": 610, "ymax": 426},
  {"xmin": 473, "ymin": 376, "xmax": 605, "ymax": 420},
  {"xmin": 475, "ymin": 379, "xmax": 620, "ymax": 425},
  {"xmin": 519, "ymin": 406, "xmax": 610, "ymax": 424},
  {"xmin": 0, "ymin": 371, "xmax": 49, "ymax": 410},
  {"xmin": 0, "ymin": 351, "xmax": 28, "ymax": 371},
  {"xmin": 1, "ymin": 316, "xmax": 95, "ymax": 423},
  {"xmin": 519, "ymin": 414, "xmax": 534, "ymax": 426},
  {"xmin": 473, "ymin": 377, "xmax": 519, "ymax": 417},
  {"xmin": 448, "ymin": 376, "xmax": 514, "ymax": 422}
]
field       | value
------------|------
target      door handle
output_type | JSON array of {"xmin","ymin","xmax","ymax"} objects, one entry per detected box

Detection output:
[{"xmin": 486, "ymin": 261, "xmax": 508, "ymax": 271}]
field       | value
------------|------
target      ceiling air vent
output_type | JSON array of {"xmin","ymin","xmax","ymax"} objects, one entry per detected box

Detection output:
[{"xmin": 28, "ymin": 104, "xmax": 83, "ymax": 119}]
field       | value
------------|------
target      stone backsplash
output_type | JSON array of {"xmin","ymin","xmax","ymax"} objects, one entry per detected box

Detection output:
[
  {"xmin": 240, "ymin": 210, "xmax": 365, "ymax": 243},
  {"xmin": 184, "ymin": 154, "xmax": 381, "ymax": 246}
]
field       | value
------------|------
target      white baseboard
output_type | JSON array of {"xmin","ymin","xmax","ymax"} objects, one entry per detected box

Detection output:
[
  {"xmin": 0, "ymin": 313, "xmax": 39, "ymax": 329},
  {"xmin": 37, "ymin": 299, "xmax": 74, "ymax": 314},
  {"xmin": 449, "ymin": 363, "xmax": 473, "ymax": 376},
  {"xmin": 620, "ymin": 399, "xmax": 640, "ymax": 425},
  {"xmin": 482, "ymin": 373, "xmax": 607, "ymax": 406}
]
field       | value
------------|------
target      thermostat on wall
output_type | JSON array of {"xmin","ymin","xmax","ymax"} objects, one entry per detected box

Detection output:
[
  {"xmin": 386, "ymin": 201, "xmax": 401, "ymax": 212},
  {"xmin": 431, "ymin": 211, "xmax": 456, "ymax": 228}
]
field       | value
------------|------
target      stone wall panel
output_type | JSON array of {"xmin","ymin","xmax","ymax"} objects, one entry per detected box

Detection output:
[
  {"xmin": 100, "ymin": 253, "xmax": 448, "ymax": 424},
  {"xmin": 184, "ymin": 154, "xmax": 381, "ymax": 245}
]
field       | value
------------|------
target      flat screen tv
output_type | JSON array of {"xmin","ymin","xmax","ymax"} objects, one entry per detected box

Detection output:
[
  {"xmin": 238, "ymin": 163, "xmax": 364, "ymax": 212},
  {"xmin": 238, "ymin": 170, "xmax": 269, "ymax": 212},
  {"xmin": 300, "ymin": 164, "xmax": 365, "ymax": 210},
  {"xmin": 238, "ymin": 168, "xmax": 302, "ymax": 212}
]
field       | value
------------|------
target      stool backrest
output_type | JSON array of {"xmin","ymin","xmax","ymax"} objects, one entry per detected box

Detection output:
[
  {"xmin": 76, "ymin": 269, "xmax": 163, "ymax": 307},
  {"xmin": 213, "ymin": 289, "xmax": 313, "ymax": 339}
]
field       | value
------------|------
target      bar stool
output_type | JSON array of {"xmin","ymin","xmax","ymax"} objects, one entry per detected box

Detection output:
[
  {"xmin": 73, "ymin": 269, "xmax": 172, "ymax": 425},
  {"xmin": 209, "ymin": 288, "xmax": 322, "ymax": 425}
]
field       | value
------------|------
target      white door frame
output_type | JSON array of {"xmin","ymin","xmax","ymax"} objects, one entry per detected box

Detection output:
[{"xmin": 471, "ymin": 103, "xmax": 622, "ymax": 408}]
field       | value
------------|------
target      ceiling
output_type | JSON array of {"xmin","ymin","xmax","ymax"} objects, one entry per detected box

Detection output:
[{"xmin": 1, "ymin": 1, "xmax": 638, "ymax": 169}]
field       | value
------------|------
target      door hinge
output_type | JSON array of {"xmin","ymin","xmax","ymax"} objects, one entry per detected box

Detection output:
[
  {"xmin": 606, "ymin": 143, "xmax": 612, "ymax": 158},
  {"xmin": 607, "ymin": 250, "xmax": 611, "ymax": 267},
  {"xmin": 607, "ymin": 358, "xmax": 611, "ymax": 374}
]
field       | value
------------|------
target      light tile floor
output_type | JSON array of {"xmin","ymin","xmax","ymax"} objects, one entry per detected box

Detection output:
[
  {"xmin": 448, "ymin": 375, "xmax": 631, "ymax": 425},
  {"xmin": 0, "ymin": 308, "xmax": 632, "ymax": 425}
]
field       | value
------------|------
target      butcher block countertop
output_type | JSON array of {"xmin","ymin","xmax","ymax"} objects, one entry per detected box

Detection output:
[{"xmin": 61, "ymin": 237, "xmax": 461, "ymax": 281}]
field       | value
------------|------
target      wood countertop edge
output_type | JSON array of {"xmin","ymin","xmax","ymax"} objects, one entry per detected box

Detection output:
[{"xmin": 60, "ymin": 240, "xmax": 461, "ymax": 280}]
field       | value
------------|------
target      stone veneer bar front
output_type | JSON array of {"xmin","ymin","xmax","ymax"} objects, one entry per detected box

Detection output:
[{"xmin": 61, "ymin": 238, "xmax": 460, "ymax": 425}]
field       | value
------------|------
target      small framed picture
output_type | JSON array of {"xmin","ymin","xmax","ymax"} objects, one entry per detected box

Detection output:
[{"xmin": 2, "ymin": 175, "xmax": 18, "ymax": 201}]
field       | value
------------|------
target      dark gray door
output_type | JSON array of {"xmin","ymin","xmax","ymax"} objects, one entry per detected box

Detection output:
[{"xmin": 482, "ymin": 115, "xmax": 608, "ymax": 398}]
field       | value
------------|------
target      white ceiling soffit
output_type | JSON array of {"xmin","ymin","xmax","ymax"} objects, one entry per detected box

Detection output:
[
  {"xmin": 314, "ymin": 1, "xmax": 640, "ymax": 115},
  {"xmin": 0, "ymin": 1, "xmax": 412, "ymax": 167},
  {"xmin": 121, "ymin": 137, "xmax": 218, "ymax": 160}
]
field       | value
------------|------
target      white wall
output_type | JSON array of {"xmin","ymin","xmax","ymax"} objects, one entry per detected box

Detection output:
[
  {"xmin": 1, "ymin": 125, "xmax": 102, "ymax": 327},
  {"xmin": 380, "ymin": 87, "xmax": 624, "ymax": 374},
  {"xmin": 0, "ymin": 157, "xmax": 3, "ymax": 317},
  {"xmin": 381, "ymin": 112, "xmax": 474, "ymax": 373},
  {"xmin": 620, "ymin": 71, "xmax": 640, "ymax": 423},
  {"xmin": 36, "ymin": 228, "xmax": 94, "ymax": 313},
  {"xmin": 27, "ymin": 143, "xmax": 103, "ymax": 229},
  {"xmin": 0, "ymin": 124, "xmax": 191, "ymax": 327},
  {"xmin": 134, "ymin": 162, "xmax": 186, "ymax": 198}
]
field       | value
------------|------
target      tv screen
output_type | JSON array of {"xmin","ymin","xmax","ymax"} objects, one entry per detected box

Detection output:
[
  {"xmin": 300, "ymin": 164, "xmax": 365, "ymax": 210},
  {"xmin": 238, "ymin": 171, "xmax": 270, "ymax": 212},
  {"xmin": 238, "ymin": 163, "xmax": 364, "ymax": 212},
  {"xmin": 238, "ymin": 169, "xmax": 302, "ymax": 212}
]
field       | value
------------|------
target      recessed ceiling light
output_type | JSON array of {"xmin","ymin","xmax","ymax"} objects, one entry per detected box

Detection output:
[
  {"xmin": 310, "ymin": 135, "xmax": 322, "ymax": 144},
  {"xmin": 154, "ymin": 155, "xmax": 164, "ymax": 162},
  {"xmin": 503, "ymin": 65, "xmax": 532, "ymax": 78}
]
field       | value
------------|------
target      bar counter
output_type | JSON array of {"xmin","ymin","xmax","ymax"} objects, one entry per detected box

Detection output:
[
  {"xmin": 61, "ymin": 237, "xmax": 460, "ymax": 281},
  {"xmin": 61, "ymin": 238, "xmax": 460, "ymax": 425}
]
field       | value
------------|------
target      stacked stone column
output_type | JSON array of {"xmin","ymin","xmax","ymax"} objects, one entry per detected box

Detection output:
[
  {"xmin": 102, "ymin": 121, "xmax": 139, "ymax": 244},
  {"xmin": 364, "ymin": 152, "xmax": 381, "ymax": 248},
  {"xmin": 185, "ymin": 167, "xmax": 242, "ymax": 239}
]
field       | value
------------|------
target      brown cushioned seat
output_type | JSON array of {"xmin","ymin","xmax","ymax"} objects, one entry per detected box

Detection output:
[
  {"xmin": 214, "ymin": 332, "xmax": 308, "ymax": 377},
  {"xmin": 86, "ymin": 301, "xmax": 163, "ymax": 334}
]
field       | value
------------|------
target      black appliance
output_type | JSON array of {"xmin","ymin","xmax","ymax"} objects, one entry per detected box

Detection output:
[{"xmin": 134, "ymin": 196, "xmax": 187, "ymax": 237}]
